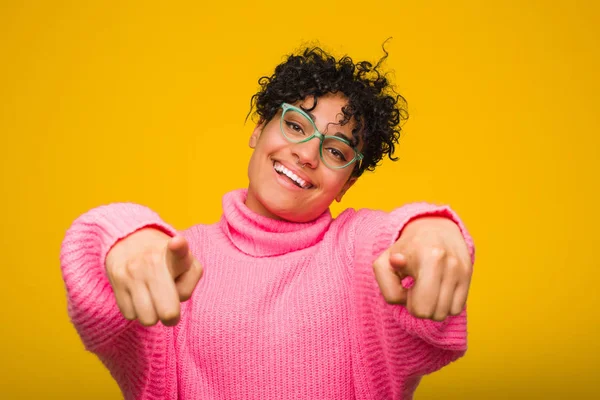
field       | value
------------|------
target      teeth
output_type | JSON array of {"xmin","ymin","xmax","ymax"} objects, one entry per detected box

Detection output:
[{"xmin": 273, "ymin": 162, "xmax": 311, "ymax": 189}]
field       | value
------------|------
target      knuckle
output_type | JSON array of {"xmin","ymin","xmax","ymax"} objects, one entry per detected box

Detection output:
[
  {"xmin": 139, "ymin": 250, "xmax": 162, "ymax": 270},
  {"xmin": 411, "ymin": 306, "xmax": 433, "ymax": 320},
  {"xmin": 125, "ymin": 259, "xmax": 144, "ymax": 279},
  {"xmin": 178, "ymin": 287, "xmax": 193, "ymax": 301},
  {"xmin": 429, "ymin": 246, "xmax": 446, "ymax": 261},
  {"xmin": 115, "ymin": 302, "xmax": 129, "ymax": 318},
  {"xmin": 372, "ymin": 251, "xmax": 389, "ymax": 272},
  {"xmin": 449, "ymin": 308, "xmax": 462, "ymax": 317},
  {"xmin": 160, "ymin": 309, "xmax": 180, "ymax": 323},
  {"xmin": 384, "ymin": 293, "xmax": 405, "ymax": 305},
  {"xmin": 372, "ymin": 258, "xmax": 385, "ymax": 273},
  {"xmin": 446, "ymin": 256, "xmax": 460, "ymax": 272},
  {"xmin": 120, "ymin": 308, "xmax": 136, "ymax": 321},
  {"xmin": 149, "ymin": 250, "xmax": 164, "ymax": 265},
  {"xmin": 372, "ymin": 261, "xmax": 379, "ymax": 273},
  {"xmin": 111, "ymin": 266, "xmax": 129, "ymax": 283},
  {"xmin": 432, "ymin": 313, "xmax": 446, "ymax": 322},
  {"xmin": 138, "ymin": 315, "xmax": 158, "ymax": 327}
]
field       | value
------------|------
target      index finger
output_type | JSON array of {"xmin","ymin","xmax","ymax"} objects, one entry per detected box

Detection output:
[{"xmin": 166, "ymin": 235, "xmax": 192, "ymax": 278}]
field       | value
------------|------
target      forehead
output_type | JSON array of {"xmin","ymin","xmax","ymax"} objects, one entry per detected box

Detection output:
[{"xmin": 292, "ymin": 94, "xmax": 364, "ymax": 149}]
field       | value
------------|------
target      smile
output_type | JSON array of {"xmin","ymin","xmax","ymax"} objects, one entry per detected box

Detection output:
[{"xmin": 273, "ymin": 161, "xmax": 314, "ymax": 189}]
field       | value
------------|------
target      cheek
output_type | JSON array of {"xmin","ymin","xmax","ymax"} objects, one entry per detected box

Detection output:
[
  {"xmin": 319, "ymin": 172, "xmax": 351, "ymax": 196},
  {"xmin": 247, "ymin": 148, "xmax": 262, "ymax": 174},
  {"xmin": 257, "ymin": 125, "xmax": 286, "ymax": 149},
  {"xmin": 248, "ymin": 133, "xmax": 275, "ymax": 169}
]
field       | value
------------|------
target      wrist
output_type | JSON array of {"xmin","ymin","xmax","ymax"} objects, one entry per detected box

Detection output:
[{"xmin": 402, "ymin": 216, "xmax": 458, "ymax": 236}]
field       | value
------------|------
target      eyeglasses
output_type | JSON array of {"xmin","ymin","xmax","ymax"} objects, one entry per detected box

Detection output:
[{"xmin": 279, "ymin": 103, "xmax": 364, "ymax": 170}]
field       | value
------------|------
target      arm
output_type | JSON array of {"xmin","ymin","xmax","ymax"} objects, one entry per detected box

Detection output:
[
  {"xmin": 59, "ymin": 202, "xmax": 177, "ymax": 351},
  {"xmin": 371, "ymin": 204, "xmax": 475, "ymax": 350},
  {"xmin": 351, "ymin": 203, "xmax": 474, "ymax": 381}
]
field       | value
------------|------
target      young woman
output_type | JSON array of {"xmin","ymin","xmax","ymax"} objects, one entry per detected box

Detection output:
[{"xmin": 60, "ymin": 46, "xmax": 474, "ymax": 400}]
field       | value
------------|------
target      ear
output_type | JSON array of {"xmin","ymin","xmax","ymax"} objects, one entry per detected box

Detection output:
[
  {"xmin": 335, "ymin": 177, "xmax": 358, "ymax": 202},
  {"xmin": 249, "ymin": 121, "xmax": 265, "ymax": 149}
]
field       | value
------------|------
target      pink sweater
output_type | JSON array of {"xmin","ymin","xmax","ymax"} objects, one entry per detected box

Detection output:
[{"xmin": 60, "ymin": 189, "xmax": 475, "ymax": 400}]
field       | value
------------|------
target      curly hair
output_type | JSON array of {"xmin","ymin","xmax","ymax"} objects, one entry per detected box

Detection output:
[{"xmin": 248, "ymin": 41, "xmax": 408, "ymax": 177}]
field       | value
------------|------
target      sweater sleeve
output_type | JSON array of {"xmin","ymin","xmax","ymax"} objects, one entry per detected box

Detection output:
[
  {"xmin": 59, "ymin": 202, "xmax": 177, "ymax": 351},
  {"xmin": 349, "ymin": 202, "xmax": 475, "ymax": 391}
]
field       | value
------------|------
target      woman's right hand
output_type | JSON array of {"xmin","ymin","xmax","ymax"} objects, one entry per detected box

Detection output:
[{"xmin": 105, "ymin": 228, "xmax": 203, "ymax": 327}]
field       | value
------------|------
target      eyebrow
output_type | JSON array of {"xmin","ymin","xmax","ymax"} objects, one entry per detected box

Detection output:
[{"xmin": 305, "ymin": 110, "xmax": 358, "ymax": 147}]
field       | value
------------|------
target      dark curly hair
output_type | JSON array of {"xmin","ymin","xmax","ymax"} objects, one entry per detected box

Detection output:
[{"xmin": 248, "ymin": 41, "xmax": 408, "ymax": 177}]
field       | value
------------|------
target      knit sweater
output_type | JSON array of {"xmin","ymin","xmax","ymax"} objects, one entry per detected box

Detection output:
[{"xmin": 60, "ymin": 189, "xmax": 475, "ymax": 400}]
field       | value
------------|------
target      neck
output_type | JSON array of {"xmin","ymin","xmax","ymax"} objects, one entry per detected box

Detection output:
[
  {"xmin": 220, "ymin": 189, "xmax": 333, "ymax": 257},
  {"xmin": 244, "ymin": 188, "xmax": 283, "ymax": 221}
]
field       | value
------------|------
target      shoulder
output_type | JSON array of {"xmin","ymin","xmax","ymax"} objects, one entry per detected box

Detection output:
[
  {"xmin": 326, "ymin": 207, "xmax": 390, "ymax": 248},
  {"xmin": 331, "ymin": 207, "xmax": 389, "ymax": 231}
]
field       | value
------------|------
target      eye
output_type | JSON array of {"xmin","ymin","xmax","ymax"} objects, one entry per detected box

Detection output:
[
  {"xmin": 326, "ymin": 148, "xmax": 347, "ymax": 161},
  {"xmin": 285, "ymin": 121, "xmax": 305, "ymax": 135}
]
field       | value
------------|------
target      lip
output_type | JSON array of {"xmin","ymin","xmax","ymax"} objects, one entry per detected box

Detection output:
[
  {"xmin": 272, "ymin": 159, "xmax": 314, "ymax": 187},
  {"xmin": 273, "ymin": 167, "xmax": 305, "ymax": 191}
]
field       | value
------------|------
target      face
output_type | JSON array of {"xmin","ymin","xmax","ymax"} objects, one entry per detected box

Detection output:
[{"xmin": 245, "ymin": 93, "xmax": 360, "ymax": 222}]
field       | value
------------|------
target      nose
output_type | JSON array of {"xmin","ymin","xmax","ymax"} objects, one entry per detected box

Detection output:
[{"xmin": 291, "ymin": 136, "xmax": 321, "ymax": 168}]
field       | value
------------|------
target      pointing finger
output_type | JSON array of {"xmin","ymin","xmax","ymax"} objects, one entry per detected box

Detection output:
[
  {"xmin": 166, "ymin": 236, "xmax": 192, "ymax": 278},
  {"xmin": 373, "ymin": 250, "xmax": 408, "ymax": 305}
]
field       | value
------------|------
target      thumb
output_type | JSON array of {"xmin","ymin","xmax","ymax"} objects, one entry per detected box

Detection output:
[
  {"xmin": 174, "ymin": 257, "xmax": 203, "ymax": 302},
  {"xmin": 166, "ymin": 235, "xmax": 192, "ymax": 278},
  {"xmin": 389, "ymin": 251, "xmax": 416, "ymax": 290},
  {"xmin": 373, "ymin": 249, "xmax": 408, "ymax": 305}
]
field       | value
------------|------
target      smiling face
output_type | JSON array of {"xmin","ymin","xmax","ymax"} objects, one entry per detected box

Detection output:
[{"xmin": 245, "ymin": 93, "xmax": 361, "ymax": 222}]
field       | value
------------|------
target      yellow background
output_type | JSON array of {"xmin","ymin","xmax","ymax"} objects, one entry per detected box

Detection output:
[{"xmin": 1, "ymin": 0, "xmax": 598, "ymax": 398}]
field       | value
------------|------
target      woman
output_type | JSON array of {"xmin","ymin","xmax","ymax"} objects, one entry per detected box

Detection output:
[{"xmin": 60, "ymin": 46, "xmax": 474, "ymax": 399}]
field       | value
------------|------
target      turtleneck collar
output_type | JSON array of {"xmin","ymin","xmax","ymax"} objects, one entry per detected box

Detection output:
[{"xmin": 219, "ymin": 189, "xmax": 333, "ymax": 257}]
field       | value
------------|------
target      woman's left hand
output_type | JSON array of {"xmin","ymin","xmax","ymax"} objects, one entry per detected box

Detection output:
[{"xmin": 372, "ymin": 217, "xmax": 473, "ymax": 321}]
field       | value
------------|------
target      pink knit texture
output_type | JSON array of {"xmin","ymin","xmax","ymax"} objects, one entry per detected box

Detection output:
[{"xmin": 60, "ymin": 189, "xmax": 475, "ymax": 400}]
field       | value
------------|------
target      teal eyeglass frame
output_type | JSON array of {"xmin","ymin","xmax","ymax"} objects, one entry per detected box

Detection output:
[{"xmin": 279, "ymin": 103, "xmax": 364, "ymax": 170}]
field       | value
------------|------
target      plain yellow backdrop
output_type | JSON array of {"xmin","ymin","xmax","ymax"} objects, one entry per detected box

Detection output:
[{"xmin": 1, "ymin": 0, "xmax": 598, "ymax": 398}]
